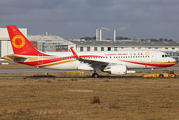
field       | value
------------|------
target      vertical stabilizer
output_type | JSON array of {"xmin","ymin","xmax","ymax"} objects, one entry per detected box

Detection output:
[{"xmin": 6, "ymin": 25, "xmax": 41, "ymax": 55}]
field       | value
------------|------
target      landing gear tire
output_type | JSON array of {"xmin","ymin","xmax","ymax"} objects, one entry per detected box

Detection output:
[{"xmin": 92, "ymin": 73, "xmax": 99, "ymax": 78}]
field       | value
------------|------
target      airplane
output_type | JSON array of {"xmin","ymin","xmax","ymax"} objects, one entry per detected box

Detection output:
[{"xmin": 4, "ymin": 25, "xmax": 176, "ymax": 78}]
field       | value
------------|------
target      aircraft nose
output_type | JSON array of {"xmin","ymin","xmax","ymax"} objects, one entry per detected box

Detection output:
[
  {"xmin": 170, "ymin": 57, "xmax": 176, "ymax": 64},
  {"xmin": 174, "ymin": 59, "xmax": 176, "ymax": 64}
]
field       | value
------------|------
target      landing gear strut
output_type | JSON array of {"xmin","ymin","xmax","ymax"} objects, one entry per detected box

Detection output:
[{"xmin": 92, "ymin": 73, "xmax": 99, "ymax": 78}]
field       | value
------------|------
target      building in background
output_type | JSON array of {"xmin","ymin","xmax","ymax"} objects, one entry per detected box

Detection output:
[
  {"xmin": 27, "ymin": 34, "xmax": 75, "ymax": 52},
  {"xmin": 0, "ymin": 28, "xmax": 27, "ymax": 58},
  {"xmin": 56, "ymin": 45, "xmax": 68, "ymax": 52},
  {"xmin": 0, "ymin": 27, "xmax": 179, "ymax": 61}
]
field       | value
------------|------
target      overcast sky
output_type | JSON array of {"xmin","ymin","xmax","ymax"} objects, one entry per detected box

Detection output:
[{"xmin": 1, "ymin": 0, "xmax": 179, "ymax": 40}]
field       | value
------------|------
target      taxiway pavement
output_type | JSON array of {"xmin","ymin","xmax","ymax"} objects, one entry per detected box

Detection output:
[{"xmin": 0, "ymin": 67, "xmax": 179, "ymax": 74}]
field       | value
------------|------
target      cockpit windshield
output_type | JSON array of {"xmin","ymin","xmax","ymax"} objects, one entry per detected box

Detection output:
[{"xmin": 162, "ymin": 54, "xmax": 168, "ymax": 58}]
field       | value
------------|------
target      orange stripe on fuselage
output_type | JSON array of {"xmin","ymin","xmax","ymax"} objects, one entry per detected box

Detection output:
[{"xmin": 38, "ymin": 59, "xmax": 74, "ymax": 68}]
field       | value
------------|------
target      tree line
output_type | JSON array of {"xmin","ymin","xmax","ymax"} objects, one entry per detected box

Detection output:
[{"xmin": 80, "ymin": 36, "xmax": 173, "ymax": 42}]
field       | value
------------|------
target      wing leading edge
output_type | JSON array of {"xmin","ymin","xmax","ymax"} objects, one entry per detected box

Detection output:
[{"xmin": 70, "ymin": 47, "xmax": 110, "ymax": 71}]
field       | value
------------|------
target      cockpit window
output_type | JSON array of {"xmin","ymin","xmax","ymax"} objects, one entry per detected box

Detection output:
[{"xmin": 162, "ymin": 54, "xmax": 168, "ymax": 58}]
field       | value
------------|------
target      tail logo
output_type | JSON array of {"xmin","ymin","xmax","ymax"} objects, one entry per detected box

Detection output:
[{"xmin": 12, "ymin": 35, "xmax": 25, "ymax": 49}]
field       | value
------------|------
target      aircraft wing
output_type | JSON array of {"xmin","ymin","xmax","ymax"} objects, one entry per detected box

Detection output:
[
  {"xmin": 78, "ymin": 57, "xmax": 109, "ymax": 67},
  {"xmin": 70, "ymin": 48, "xmax": 112, "ymax": 70}
]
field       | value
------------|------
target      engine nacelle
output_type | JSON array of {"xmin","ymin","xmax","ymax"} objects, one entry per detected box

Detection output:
[
  {"xmin": 104, "ymin": 65, "xmax": 127, "ymax": 75},
  {"xmin": 78, "ymin": 64, "xmax": 94, "ymax": 71}
]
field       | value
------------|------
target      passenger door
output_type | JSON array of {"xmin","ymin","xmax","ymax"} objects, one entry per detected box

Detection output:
[
  {"xmin": 38, "ymin": 54, "xmax": 43, "ymax": 64},
  {"xmin": 151, "ymin": 52, "xmax": 156, "ymax": 62}
]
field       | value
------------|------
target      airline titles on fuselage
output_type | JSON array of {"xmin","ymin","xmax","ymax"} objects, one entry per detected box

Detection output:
[
  {"xmin": 105, "ymin": 53, "xmax": 144, "ymax": 56},
  {"xmin": 105, "ymin": 52, "xmax": 149, "ymax": 56}
]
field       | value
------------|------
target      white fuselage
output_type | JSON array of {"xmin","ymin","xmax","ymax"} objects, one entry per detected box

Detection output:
[{"xmin": 40, "ymin": 50, "xmax": 175, "ymax": 71}]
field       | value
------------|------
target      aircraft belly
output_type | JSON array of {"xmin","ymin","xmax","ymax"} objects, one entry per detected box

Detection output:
[
  {"xmin": 127, "ymin": 63, "xmax": 147, "ymax": 69},
  {"xmin": 44, "ymin": 61, "xmax": 81, "ymax": 70}
]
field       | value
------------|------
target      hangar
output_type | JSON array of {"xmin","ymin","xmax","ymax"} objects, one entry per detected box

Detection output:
[
  {"xmin": 27, "ymin": 34, "xmax": 75, "ymax": 52},
  {"xmin": 70, "ymin": 39, "xmax": 179, "ymax": 55},
  {"xmin": 0, "ymin": 28, "xmax": 27, "ymax": 58}
]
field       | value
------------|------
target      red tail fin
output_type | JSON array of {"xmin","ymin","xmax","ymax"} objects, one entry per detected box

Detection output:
[{"xmin": 6, "ymin": 25, "xmax": 41, "ymax": 55}]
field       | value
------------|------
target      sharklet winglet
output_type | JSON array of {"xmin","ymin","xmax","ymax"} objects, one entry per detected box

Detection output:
[{"xmin": 70, "ymin": 47, "xmax": 80, "ymax": 59}]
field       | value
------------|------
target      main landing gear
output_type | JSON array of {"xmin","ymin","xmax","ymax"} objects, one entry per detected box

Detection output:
[
  {"xmin": 92, "ymin": 68, "xmax": 101, "ymax": 78},
  {"xmin": 92, "ymin": 73, "xmax": 99, "ymax": 78}
]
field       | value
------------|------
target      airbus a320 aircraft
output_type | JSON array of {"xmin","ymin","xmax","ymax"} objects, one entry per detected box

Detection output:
[{"xmin": 5, "ymin": 25, "xmax": 176, "ymax": 78}]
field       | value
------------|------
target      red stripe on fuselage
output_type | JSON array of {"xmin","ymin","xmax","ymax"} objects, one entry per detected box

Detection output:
[{"xmin": 120, "ymin": 59, "xmax": 175, "ymax": 67}]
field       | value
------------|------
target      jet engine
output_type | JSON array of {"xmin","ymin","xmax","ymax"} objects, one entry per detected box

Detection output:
[{"xmin": 104, "ymin": 65, "xmax": 127, "ymax": 75}]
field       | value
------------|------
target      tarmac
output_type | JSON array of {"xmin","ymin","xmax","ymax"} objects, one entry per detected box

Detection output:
[{"xmin": 0, "ymin": 67, "xmax": 178, "ymax": 74}]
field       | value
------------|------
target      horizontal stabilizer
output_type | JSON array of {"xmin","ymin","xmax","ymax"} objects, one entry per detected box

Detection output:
[{"xmin": 5, "ymin": 54, "xmax": 27, "ymax": 62}]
